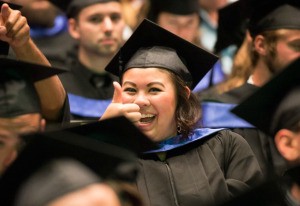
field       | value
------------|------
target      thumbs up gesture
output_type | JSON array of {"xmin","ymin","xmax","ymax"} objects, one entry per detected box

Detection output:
[
  {"xmin": 0, "ymin": 3, "xmax": 30, "ymax": 48},
  {"xmin": 100, "ymin": 82, "xmax": 142, "ymax": 123}
]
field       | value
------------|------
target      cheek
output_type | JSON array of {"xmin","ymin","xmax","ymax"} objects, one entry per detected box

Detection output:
[
  {"xmin": 122, "ymin": 94, "xmax": 134, "ymax": 103},
  {"xmin": 156, "ymin": 94, "xmax": 177, "ymax": 114}
]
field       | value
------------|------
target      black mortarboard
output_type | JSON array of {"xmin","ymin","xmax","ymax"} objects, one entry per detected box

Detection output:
[
  {"xmin": 248, "ymin": 0, "xmax": 300, "ymax": 37},
  {"xmin": 147, "ymin": 0, "xmax": 199, "ymax": 22},
  {"xmin": 0, "ymin": 116, "xmax": 155, "ymax": 206},
  {"xmin": 0, "ymin": 57, "xmax": 66, "ymax": 117},
  {"xmin": 105, "ymin": 19, "xmax": 218, "ymax": 89},
  {"xmin": 49, "ymin": 0, "xmax": 120, "ymax": 18},
  {"xmin": 0, "ymin": 1, "xmax": 22, "ymax": 55},
  {"xmin": 14, "ymin": 158, "xmax": 101, "ymax": 206},
  {"xmin": 231, "ymin": 57, "xmax": 300, "ymax": 136},
  {"xmin": 214, "ymin": 0, "xmax": 249, "ymax": 53}
]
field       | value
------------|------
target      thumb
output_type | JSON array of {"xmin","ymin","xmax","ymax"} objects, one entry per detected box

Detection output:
[{"xmin": 111, "ymin": 81, "xmax": 123, "ymax": 103}]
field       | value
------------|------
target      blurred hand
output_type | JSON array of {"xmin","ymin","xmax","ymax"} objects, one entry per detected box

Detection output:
[
  {"xmin": 0, "ymin": 3, "xmax": 30, "ymax": 47},
  {"xmin": 100, "ymin": 81, "xmax": 141, "ymax": 123}
]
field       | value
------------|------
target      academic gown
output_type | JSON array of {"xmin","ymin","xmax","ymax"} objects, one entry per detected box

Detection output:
[
  {"xmin": 220, "ymin": 165, "xmax": 300, "ymax": 206},
  {"xmin": 197, "ymin": 83, "xmax": 287, "ymax": 176},
  {"xmin": 58, "ymin": 49, "xmax": 118, "ymax": 120},
  {"xmin": 136, "ymin": 129, "xmax": 263, "ymax": 206}
]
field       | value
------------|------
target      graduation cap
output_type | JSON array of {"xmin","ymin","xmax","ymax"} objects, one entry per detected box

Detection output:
[
  {"xmin": 147, "ymin": 0, "xmax": 199, "ymax": 22},
  {"xmin": 0, "ymin": 57, "xmax": 66, "ymax": 117},
  {"xmin": 14, "ymin": 158, "xmax": 102, "ymax": 206},
  {"xmin": 214, "ymin": 0, "xmax": 249, "ymax": 53},
  {"xmin": 49, "ymin": 0, "xmax": 120, "ymax": 18},
  {"xmin": 231, "ymin": 57, "xmax": 300, "ymax": 136},
  {"xmin": 0, "ymin": 1, "xmax": 22, "ymax": 55},
  {"xmin": 0, "ymin": 116, "xmax": 156, "ymax": 206},
  {"xmin": 247, "ymin": 0, "xmax": 300, "ymax": 37},
  {"xmin": 105, "ymin": 19, "xmax": 218, "ymax": 89}
]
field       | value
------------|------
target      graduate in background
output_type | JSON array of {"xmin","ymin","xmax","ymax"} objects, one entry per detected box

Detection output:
[
  {"xmin": 49, "ymin": 0, "xmax": 127, "ymax": 121},
  {"xmin": 228, "ymin": 57, "xmax": 300, "ymax": 206},
  {"xmin": 197, "ymin": 0, "xmax": 300, "ymax": 177}
]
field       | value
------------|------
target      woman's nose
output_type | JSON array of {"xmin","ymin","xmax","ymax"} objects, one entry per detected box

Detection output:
[{"xmin": 134, "ymin": 94, "xmax": 150, "ymax": 107}]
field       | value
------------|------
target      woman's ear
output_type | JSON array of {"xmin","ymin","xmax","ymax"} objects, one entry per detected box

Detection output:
[
  {"xmin": 68, "ymin": 18, "xmax": 80, "ymax": 40},
  {"xmin": 185, "ymin": 86, "xmax": 191, "ymax": 98},
  {"xmin": 275, "ymin": 129, "xmax": 300, "ymax": 164}
]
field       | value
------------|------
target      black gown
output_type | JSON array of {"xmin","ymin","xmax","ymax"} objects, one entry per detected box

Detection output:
[
  {"xmin": 136, "ymin": 129, "xmax": 263, "ymax": 206},
  {"xmin": 58, "ymin": 48, "xmax": 118, "ymax": 120},
  {"xmin": 196, "ymin": 83, "xmax": 287, "ymax": 176}
]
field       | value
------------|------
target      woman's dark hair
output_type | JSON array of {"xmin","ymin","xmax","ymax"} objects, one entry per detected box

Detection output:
[{"xmin": 168, "ymin": 71, "xmax": 201, "ymax": 138}]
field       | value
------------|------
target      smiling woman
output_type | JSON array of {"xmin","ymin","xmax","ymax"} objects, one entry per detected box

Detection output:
[{"xmin": 99, "ymin": 19, "xmax": 263, "ymax": 206}]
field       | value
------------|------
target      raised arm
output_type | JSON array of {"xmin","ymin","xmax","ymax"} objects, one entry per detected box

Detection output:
[{"xmin": 0, "ymin": 3, "xmax": 66, "ymax": 121}]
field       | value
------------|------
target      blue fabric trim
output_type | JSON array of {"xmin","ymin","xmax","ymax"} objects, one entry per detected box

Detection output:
[
  {"xmin": 30, "ymin": 15, "xmax": 68, "ymax": 38},
  {"xmin": 192, "ymin": 61, "xmax": 226, "ymax": 93},
  {"xmin": 201, "ymin": 102, "xmax": 255, "ymax": 128},
  {"xmin": 68, "ymin": 93, "xmax": 111, "ymax": 118},
  {"xmin": 144, "ymin": 128, "xmax": 224, "ymax": 153}
]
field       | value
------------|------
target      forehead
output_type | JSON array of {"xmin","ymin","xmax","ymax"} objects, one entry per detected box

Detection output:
[
  {"xmin": 276, "ymin": 29, "xmax": 300, "ymax": 40},
  {"xmin": 158, "ymin": 11, "xmax": 199, "ymax": 21},
  {"xmin": 122, "ymin": 68, "xmax": 174, "ymax": 82},
  {"xmin": 78, "ymin": 1, "xmax": 122, "ymax": 16}
]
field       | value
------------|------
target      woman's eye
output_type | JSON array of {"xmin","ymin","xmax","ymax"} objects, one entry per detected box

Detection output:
[
  {"xmin": 123, "ymin": 88, "xmax": 136, "ymax": 93},
  {"xmin": 149, "ymin": 88, "xmax": 161, "ymax": 92}
]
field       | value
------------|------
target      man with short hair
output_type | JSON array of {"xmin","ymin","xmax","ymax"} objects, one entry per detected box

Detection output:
[
  {"xmin": 54, "ymin": 0, "xmax": 127, "ymax": 120},
  {"xmin": 198, "ymin": 0, "xmax": 300, "ymax": 177}
]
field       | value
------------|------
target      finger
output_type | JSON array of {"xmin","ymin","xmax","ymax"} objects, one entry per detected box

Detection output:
[
  {"xmin": 1, "ymin": 3, "xmax": 10, "ymax": 22},
  {"xmin": 121, "ymin": 103, "xmax": 140, "ymax": 113},
  {"xmin": 6, "ymin": 15, "xmax": 26, "ymax": 38},
  {"xmin": 0, "ymin": 26, "xmax": 7, "ymax": 36},
  {"xmin": 124, "ymin": 112, "xmax": 142, "ymax": 123},
  {"xmin": 111, "ymin": 81, "xmax": 123, "ymax": 103},
  {"xmin": 2, "ymin": 4, "xmax": 19, "ymax": 35}
]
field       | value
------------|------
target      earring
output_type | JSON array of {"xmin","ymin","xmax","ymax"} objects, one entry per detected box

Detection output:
[{"xmin": 177, "ymin": 125, "xmax": 182, "ymax": 134}]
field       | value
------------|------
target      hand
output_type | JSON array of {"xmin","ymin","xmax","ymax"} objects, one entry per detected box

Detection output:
[
  {"xmin": 100, "ymin": 81, "xmax": 141, "ymax": 123},
  {"xmin": 0, "ymin": 3, "xmax": 30, "ymax": 48}
]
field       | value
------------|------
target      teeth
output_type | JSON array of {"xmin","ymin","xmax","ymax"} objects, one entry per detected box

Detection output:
[{"xmin": 141, "ymin": 114, "xmax": 155, "ymax": 118}]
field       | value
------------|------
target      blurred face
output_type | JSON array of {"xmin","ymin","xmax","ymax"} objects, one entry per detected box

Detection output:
[
  {"xmin": 9, "ymin": 0, "xmax": 59, "ymax": 26},
  {"xmin": 0, "ymin": 113, "xmax": 45, "ymax": 174},
  {"xmin": 265, "ymin": 29, "xmax": 300, "ymax": 74},
  {"xmin": 69, "ymin": 2, "xmax": 126, "ymax": 57},
  {"xmin": 157, "ymin": 12, "xmax": 200, "ymax": 44},
  {"xmin": 48, "ymin": 183, "xmax": 122, "ymax": 206},
  {"xmin": 122, "ymin": 68, "xmax": 178, "ymax": 142}
]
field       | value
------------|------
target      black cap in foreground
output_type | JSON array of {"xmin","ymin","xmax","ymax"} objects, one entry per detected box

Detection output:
[
  {"xmin": 0, "ymin": 57, "xmax": 67, "ymax": 117},
  {"xmin": 105, "ymin": 19, "xmax": 218, "ymax": 89},
  {"xmin": 0, "ymin": 116, "xmax": 155, "ymax": 206},
  {"xmin": 14, "ymin": 158, "xmax": 101, "ymax": 206},
  {"xmin": 231, "ymin": 57, "xmax": 300, "ymax": 136}
]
